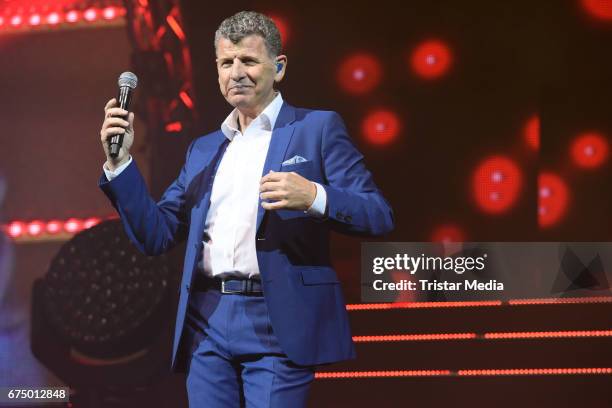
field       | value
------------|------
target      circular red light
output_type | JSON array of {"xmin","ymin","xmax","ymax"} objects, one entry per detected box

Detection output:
[
  {"xmin": 27, "ymin": 221, "xmax": 44, "ymax": 236},
  {"xmin": 84, "ymin": 8, "xmax": 97, "ymax": 22},
  {"xmin": 64, "ymin": 218, "xmax": 82, "ymax": 233},
  {"xmin": 66, "ymin": 11, "xmax": 79, "ymax": 23},
  {"xmin": 10, "ymin": 15, "xmax": 22, "ymax": 27},
  {"xmin": 361, "ymin": 110, "xmax": 401, "ymax": 146},
  {"xmin": 431, "ymin": 224, "xmax": 465, "ymax": 243},
  {"xmin": 570, "ymin": 132, "xmax": 609, "ymax": 168},
  {"xmin": 539, "ymin": 172, "xmax": 569, "ymax": 228},
  {"xmin": 524, "ymin": 115, "xmax": 539, "ymax": 151},
  {"xmin": 47, "ymin": 12, "xmax": 60, "ymax": 25},
  {"xmin": 337, "ymin": 53, "xmax": 382, "ymax": 94},
  {"xmin": 7, "ymin": 222, "xmax": 25, "ymax": 238},
  {"xmin": 29, "ymin": 14, "xmax": 41, "ymax": 26},
  {"xmin": 581, "ymin": 0, "xmax": 612, "ymax": 20},
  {"xmin": 46, "ymin": 220, "xmax": 62, "ymax": 234},
  {"xmin": 410, "ymin": 40, "xmax": 452, "ymax": 79},
  {"xmin": 102, "ymin": 7, "xmax": 116, "ymax": 20},
  {"xmin": 472, "ymin": 156, "xmax": 523, "ymax": 214},
  {"xmin": 0, "ymin": 16, "xmax": 4, "ymax": 27},
  {"xmin": 83, "ymin": 217, "xmax": 101, "ymax": 229}
]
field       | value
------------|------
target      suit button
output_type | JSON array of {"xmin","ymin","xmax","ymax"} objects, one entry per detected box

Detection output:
[{"xmin": 185, "ymin": 284, "xmax": 191, "ymax": 292}]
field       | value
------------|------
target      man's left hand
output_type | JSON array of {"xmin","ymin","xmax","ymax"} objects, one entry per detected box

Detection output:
[{"xmin": 260, "ymin": 170, "xmax": 316, "ymax": 211}]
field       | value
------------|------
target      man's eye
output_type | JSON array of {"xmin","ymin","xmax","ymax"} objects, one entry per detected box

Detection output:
[{"xmin": 222, "ymin": 62, "xmax": 231, "ymax": 68}]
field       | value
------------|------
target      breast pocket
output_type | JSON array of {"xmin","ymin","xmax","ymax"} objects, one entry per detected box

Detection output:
[{"xmin": 281, "ymin": 160, "xmax": 315, "ymax": 179}]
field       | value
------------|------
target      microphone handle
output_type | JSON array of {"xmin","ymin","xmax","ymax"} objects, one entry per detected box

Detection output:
[{"xmin": 109, "ymin": 86, "xmax": 133, "ymax": 158}]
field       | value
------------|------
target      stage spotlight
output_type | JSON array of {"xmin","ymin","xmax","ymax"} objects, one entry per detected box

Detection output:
[
  {"xmin": 539, "ymin": 172, "xmax": 569, "ymax": 228},
  {"xmin": 46, "ymin": 220, "xmax": 63, "ymax": 234},
  {"xmin": 47, "ymin": 12, "xmax": 60, "ymax": 25},
  {"xmin": 83, "ymin": 217, "xmax": 102, "ymax": 229},
  {"xmin": 84, "ymin": 8, "xmax": 98, "ymax": 22},
  {"xmin": 10, "ymin": 15, "xmax": 22, "ymax": 27},
  {"xmin": 524, "ymin": 115, "xmax": 539, "ymax": 151},
  {"xmin": 430, "ymin": 224, "xmax": 466, "ymax": 243},
  {"xmin": 361, "ymin": 109, "xmax": 401, "ymax": 146},
  {"xmin": 7, "ymin": 221, "xmax": 25, "ymax": 239},
  {"xmin": 410, "ymin": 39, "xmax": 452, "ymax": 79},
  {"xmin": 102, "ymin": 7, "xmax": 117, "ymax": 20},
  {"xmin": 28, "ymin": 14, "xmax": 41, "ymax": 26},
  {"xmin": 63, "ymin": 218, "xmax": 82, "ymax": 233},
  {"xmin": 472, "ymin": 156, "xmax": 522, "ymax": 214},
  {"xmin": 65, "ymin": 10, "xmax": 79, "ymax": 23},
  {"xmin": 581, "ymin": 0, "xmax": 612, "ymax": 20},
  {"xmin": 337, "ymin": 53, "xmax": 382, "ymax": 94},
  {"xmin": 570, "ymin": 132, "xmax": 609, "ymax": 169},
  {"xmin": 27, "ymin": 220, "xmax": 45, "ymax": 236},
  {"xmin": 31, "ymin": 219, "xmax": 181, "ymax": 398}
]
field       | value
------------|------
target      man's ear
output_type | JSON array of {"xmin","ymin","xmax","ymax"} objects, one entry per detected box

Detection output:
[{"xmin": 274, "ymin": 55, "xmax": 287, "ymax": 83}]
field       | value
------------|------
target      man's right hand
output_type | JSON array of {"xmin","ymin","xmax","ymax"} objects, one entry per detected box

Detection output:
[{"xmin": 100, "ymin": 98, "xmax": 135, "ymax": 171}]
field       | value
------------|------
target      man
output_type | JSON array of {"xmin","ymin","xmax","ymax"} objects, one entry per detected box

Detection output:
[{"xmin": 99, "ymin": 11, "xmax": 393, "ymax": 407}]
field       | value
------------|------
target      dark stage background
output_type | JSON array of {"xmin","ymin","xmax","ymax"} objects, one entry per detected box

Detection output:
[{"xmin": 1, "ymin": 0, "xmax": 611, "ymax": 406}]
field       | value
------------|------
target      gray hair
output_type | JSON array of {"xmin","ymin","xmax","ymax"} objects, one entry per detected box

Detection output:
[{"xmin": 214, "ymin": 11, "xmax": 282, "ymax": 58}]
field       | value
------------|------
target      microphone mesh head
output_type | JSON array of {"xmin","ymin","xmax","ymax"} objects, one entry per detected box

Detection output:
[{"xmin": 118, "ymin": 71, "xmax": 138, "ymax": 89}]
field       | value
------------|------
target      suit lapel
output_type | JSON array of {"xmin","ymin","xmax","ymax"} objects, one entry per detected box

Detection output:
[
  {"xmin": 256, "ymin": 102, "xmax": 296, "ymax": 232},
  {"xmin": 191, "ymin": 133, "xmax": 230, "ymax": 232}
]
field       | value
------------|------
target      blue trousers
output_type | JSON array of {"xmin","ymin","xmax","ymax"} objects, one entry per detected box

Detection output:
[{"xmin": 184, "ymin": 288, "xmax": 315, "ymax": 407}]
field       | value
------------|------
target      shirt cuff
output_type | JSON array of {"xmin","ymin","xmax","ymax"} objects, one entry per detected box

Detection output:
[
  {"xmin": 103, "ymin": 156, "xmax": 132, "ymax": 181},
  {"xmin": 305, "ymin": 182, "xmax": 327, "ymax": 217}
]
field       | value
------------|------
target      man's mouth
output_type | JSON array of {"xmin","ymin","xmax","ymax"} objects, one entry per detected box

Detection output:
[{"xmin": 230, "ymin": 84, "xmax": 251, "ymax": 90}]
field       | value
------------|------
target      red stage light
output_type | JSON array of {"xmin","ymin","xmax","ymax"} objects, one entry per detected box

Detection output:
[
  {"xmin": 570, "ymin": 132, "xmax": 609, "ymax": 168},
  {"xmin": 47, "ymin": 12, "xmax": 60, "ymax": 25},
  {"xmin": 410, "ymin": 39, "xmax": 452, "ymax": 79},
  {"xmin": 66, "ymin": 10, "xmax": 79, "ymax": 23},
  {"xmin": 337, "ymin": 53, "xmax": 382, "ymax": 94},
  {"xmin": 361, "ymin": 110, "xmax": 401, "ymax": 146},
  {"xmin": 179, "ymin": 91, "xmax": 194, "ymax": 109},
  {"xmin": 7, "ymin": 222, "xmax": 25, "ymax": 238},
  {"xmin": 0, "ymin": 16, "xmax": 4, "ymax": 27},
  {"xmin": 64, "ymin": 218, "xmax": 82, "ymax": 233},
  {"xmin": 472, "ymin": 156, "xmax": 522, "ymax": 214},
  {"xmin": 46, "ymin": 220, "xmax": 62, "ymax": 234},
  {"xmin": 83, "ymin": 217, "xmax": 101, "ymax": 229},
  {"xmin": 538, "ymin": 172, "xmax": 569, "ymax": 228},
  {"xmin": 29, "ymin": 14, "xmax": 41, "ymax": 26},
  {"xmin": 430, "ymin": 224, "xmax": 465, "ymax": 243},
  {"xmin": 102, "ymin": 7, "xmax": 117, "ymax": 20},
  {"xmin": 268, "ymin": 15, "xmax": 289, "ymax": 46},
  {"xmin": 10, "ymin": 15, "xmax": 22, "ymax": 27},
  {"xmin": 581, "ymin": 0, "xmax": 612, "ymax": 20},
  {"xmin": 165, "ymin": 121, "xmax": 183, "ymax": 132},
  {"xmin": 84, "ymin": 8, "xmax": 98, "ymax": 22},
  {"xmin": 524, "ymin": 115, "xmax": 539, "ymax": 151},
  {"xmin": 27, "ymin": 221, "xmax": 45, "ymax": 236}
]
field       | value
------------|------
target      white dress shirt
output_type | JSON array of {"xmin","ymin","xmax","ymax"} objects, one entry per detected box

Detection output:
[{"xmin": 103, "ymin": 93, "xmax": 327, "ymax": 279}]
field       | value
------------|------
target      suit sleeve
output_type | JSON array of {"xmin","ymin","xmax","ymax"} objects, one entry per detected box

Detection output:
[
  {"xmin": 320, "ymin": 112, "xmax": 395, "ymax": 236},
  {"xmin": 98, "ymin": 141, "xmax": 195, "ymax": 255}
]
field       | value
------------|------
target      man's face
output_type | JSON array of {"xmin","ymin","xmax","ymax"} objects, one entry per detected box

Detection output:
[{"xmin": 216, "ymin": 34, "xmax": 281, "ymax": 114}]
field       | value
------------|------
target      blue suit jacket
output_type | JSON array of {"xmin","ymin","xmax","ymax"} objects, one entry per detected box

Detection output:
[{"xmin": 99, "ymin": 102, "xmax": 394, "ymax": 371}]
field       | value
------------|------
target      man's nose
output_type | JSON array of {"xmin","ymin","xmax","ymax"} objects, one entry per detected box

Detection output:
[{"xmin": 230, "ymin": 59, "xmax": 245, "ymax": 80}]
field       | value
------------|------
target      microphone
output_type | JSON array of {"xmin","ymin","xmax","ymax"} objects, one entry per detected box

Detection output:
[{"xmin": 109, "ymin": 71, "xmax": 138, "ymax": 158}]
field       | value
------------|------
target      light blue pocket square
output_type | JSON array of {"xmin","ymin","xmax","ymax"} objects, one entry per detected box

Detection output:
[{"xmin": 281, "ymin": 155, "xmax": 308, "ymax": 166}]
